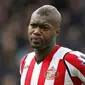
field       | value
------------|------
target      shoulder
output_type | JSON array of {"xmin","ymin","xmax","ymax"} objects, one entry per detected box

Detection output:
[
  {"xmin": 20, "ymin": 52, "xmax": 35, "ymax": 74},
  {"xmin": 20, "ymin": 55, "xmax": 27, "ymax": 65},
  {"xmin": 20, "ymin": 52, "xmax": 35, "ymax": 64},
  {"xmin": 65, "ymin": 51, "xmax": 85, "ymax": 61},
  {"xmin": 64, "ymin": 51, "xmax": 85, "ymax": 68}
]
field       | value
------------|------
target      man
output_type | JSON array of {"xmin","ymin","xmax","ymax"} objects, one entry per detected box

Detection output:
[{"xmin": 20, "ymin": 5, "xmax": 85, "ymax": 85}]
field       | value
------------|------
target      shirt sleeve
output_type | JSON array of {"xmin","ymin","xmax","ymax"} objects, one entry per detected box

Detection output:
[{"xmin": 65, "ymin": 51, "xmax": 85, "ymax": 83}]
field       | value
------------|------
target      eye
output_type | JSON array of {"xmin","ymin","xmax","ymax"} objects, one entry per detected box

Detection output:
[
  {"xmin": 30, "ymin": 23, "xmax": 37, "ymax": 28},
  {"xmin": 43, "ymin": 26, "xmax": 49, "ymax": 31},
  {"xmin": 40, "ymin": 25, "xmax": 49, "ymax": 31}
]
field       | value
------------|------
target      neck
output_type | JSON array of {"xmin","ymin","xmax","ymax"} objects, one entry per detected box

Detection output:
[{"xmin": 34, "ymin": 44, "xmax": 56, "ymax": 63}]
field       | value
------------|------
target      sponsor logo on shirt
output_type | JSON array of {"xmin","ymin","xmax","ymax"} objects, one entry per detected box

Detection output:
[
  {"xmin": 45, "ymin": 66, "xmax": 57, "ymax": 80},
  {"xmin": 79, "ymin": 55, "xmax": 85, "ymax": 66}
]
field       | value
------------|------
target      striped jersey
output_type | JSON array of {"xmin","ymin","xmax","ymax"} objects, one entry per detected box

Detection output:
[{"xmin": 20, "ymin": 45, "xmax": 85, "ymax": 85}]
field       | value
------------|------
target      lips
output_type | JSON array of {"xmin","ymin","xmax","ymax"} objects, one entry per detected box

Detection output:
[{"xmin": 31, "ymin": 36, "xmax": 42, "ymax": 43}]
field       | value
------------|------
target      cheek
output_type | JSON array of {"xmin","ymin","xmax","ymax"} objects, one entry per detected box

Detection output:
[
  {"xmin": 28, "ymin": 30, "xmax": 33, "ymax": 41},
  {"xmin": 45, "ymin": 30, "xmax": 55, "ymax": 38},
  {"xmin": 28, "ymin": 27, "xmax": 33, "ymax": 36},
  {"xmin": 43, "ymin": 32, "xmax": 55, "ymax": 41}
]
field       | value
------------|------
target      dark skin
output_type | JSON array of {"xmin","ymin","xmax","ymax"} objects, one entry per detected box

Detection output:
[{"xmin": 28, "ymin": 12, "xmax": 60, "ymax": 64}]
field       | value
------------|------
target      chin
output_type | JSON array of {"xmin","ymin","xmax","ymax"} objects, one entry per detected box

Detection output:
[
  {"xmin": 31, "ymin": 44, "xmax": 44, "ymax": 49},
  {"xmin": 31, "ymin": 44, "xmax": 41, "ymax": 48}
]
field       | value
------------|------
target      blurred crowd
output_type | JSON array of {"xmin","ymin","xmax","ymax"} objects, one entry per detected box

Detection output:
[{"xmin": 0, "ymin": 0, "xmax": 85, "ymax": 85}]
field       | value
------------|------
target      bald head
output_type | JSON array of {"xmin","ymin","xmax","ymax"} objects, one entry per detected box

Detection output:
[{"xmin": 31, "ymin": 5, "xmax": 62, "ymax": 27}]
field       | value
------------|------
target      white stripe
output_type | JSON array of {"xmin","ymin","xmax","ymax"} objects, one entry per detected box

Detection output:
[
  {"xmin": 21, "ymin": 52, "xmax": 35, "ymax": 85},
  {"xmin": 30, "ymin": 62, "xmax": 42, "ymax": 85},
  {"xmin": 65, "ymin": 61, "xmax": 76, "ymax": 76},
  {"xmin": 20, "ymin": 63, "xmax": 22, "ymax": 74},
  {"xmin": 44, "ymin": 47, "xmax": 71, "ymax": 85},
  {"xmin": 64, "ymin": 70, "xmax": 73, "ymax": 85},
  {"xmin": 70, "ymin": 51, "xmax": 85, "ymax": 57}
]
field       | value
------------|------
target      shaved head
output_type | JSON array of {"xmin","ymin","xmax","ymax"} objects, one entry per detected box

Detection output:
[
  {"xmin": 31, "ymin": 5, "xmax": 62, "ymax": 27},
  {"xmin": 28, "ymin": 5, "xmax": 61, "ymax": 49}
]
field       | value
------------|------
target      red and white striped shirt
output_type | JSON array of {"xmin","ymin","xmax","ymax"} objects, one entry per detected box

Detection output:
[{"xmin": 20, "ymin": 45, "xmax": 85, "ymax": 85}]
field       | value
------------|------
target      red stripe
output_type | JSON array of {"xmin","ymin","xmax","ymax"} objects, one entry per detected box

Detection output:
[
  {"xmin": 72, "ymin": 77, "xmax": 82, "ymax": 85},
  {"xmin": 20, "ymin": 55, "xmax": 27, "ymax": 74},
  {"xmin": 38, "ymin": 45, "xmax": 60, "ymax": 85},
  {"xmin": 37, "ymin": 58, "xmax": 51, "ymax": 85},
  {"xmin": 54, "ymin": 59, "xmax": 66, "ymax": 85},
  {"xmin": 25, "ymin": 57, "xmax": 36, "ymax": 85}
]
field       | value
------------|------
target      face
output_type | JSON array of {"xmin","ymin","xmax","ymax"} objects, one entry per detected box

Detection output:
[{"xmin": 28, "ymin": 13, "xmax": 59, "ymax": 49}]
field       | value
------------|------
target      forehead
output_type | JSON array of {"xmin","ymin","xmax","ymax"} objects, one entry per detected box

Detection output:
[{"xmin": 30, "ymin": 13, "xmax": 57, "ymax": 27}]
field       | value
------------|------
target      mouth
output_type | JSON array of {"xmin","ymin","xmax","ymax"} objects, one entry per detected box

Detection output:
[{"xmin": 31, "ymin": 37, "xmax": 42, "ymax": 44}]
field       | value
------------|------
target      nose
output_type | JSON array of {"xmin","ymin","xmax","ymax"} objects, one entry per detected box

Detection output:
[{"xmin": 33, "ymin": 27, "xmax": 41, "ymax": 35}]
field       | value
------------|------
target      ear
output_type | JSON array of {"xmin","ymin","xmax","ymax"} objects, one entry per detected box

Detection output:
[{"xmin": 56, "ymin": 28, "xmax": 60, "ymax": 36}]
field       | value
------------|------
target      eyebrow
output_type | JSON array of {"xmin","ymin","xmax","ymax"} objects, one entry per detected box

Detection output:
[{"xmin": 31, "ymin": 22, "xmax": 53, "ymax": 29}]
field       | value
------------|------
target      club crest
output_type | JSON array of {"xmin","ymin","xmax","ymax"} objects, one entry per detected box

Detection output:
[{"xmin": 45, "ymin": 66, "xmax": 57, "ymax": 80}]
